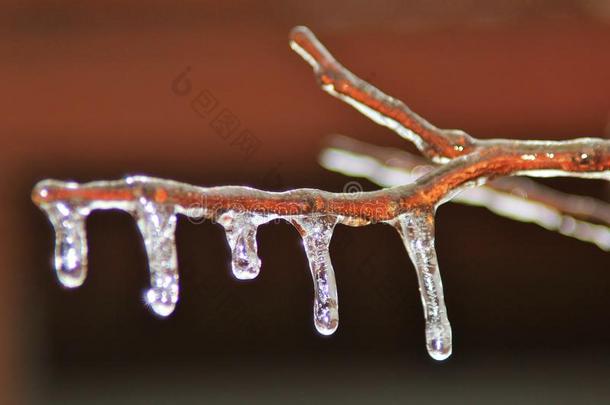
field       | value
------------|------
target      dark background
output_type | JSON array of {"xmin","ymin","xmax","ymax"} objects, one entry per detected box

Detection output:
[{"xmin": 2, "ymin": 1, "xmax": 610, "ymax": 403}]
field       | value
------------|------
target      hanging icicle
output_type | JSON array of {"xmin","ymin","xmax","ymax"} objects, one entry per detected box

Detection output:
[
  {"xmin": 134, "ymin": 197, "xmax": 180, "ymax": 317},
  {"xmin": 292, "ymin": 215, "xmax": 340, "ymax": 336},
  {"xmin": 218, "ymin": 211, "xmax": 264, "ymax": 280},
  {"xmin": 40, "ymin": 200, "xmax": 90, "ymax": 288},
  {"xmin": 392, "ymin": 211, "xmax": 452, "ymax": 361}
]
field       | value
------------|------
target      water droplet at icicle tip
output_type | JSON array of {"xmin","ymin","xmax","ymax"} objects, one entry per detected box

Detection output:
[{"xmin": 426, "ymin": 320, "xmax": 452, "ymax": 361}]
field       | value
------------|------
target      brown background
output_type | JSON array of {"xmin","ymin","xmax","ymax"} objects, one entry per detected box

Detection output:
[{"xmin": 2, "ymin": 1, "xmax": 610, "ymax": 403}]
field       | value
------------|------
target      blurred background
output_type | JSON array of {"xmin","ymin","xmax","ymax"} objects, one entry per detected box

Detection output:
[{"xmin": 2, "ymin": 0, "xmax": 610, "ymax": 403}]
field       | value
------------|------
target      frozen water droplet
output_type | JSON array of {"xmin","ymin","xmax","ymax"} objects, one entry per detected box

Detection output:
[
  {"xmin": 135, "ymin": 199, "xmax": 179, "ymax": 317},
  {"xmin": 41, "ymin": 202, "xmax": 89, "ymax": 288},
  {"xmin": 395, "ymin": 212, "xmax": 452, "ymax": 361},
  {"xmin": 293, "ymin": 215, "xmax": 339, "ymax": 335},
  {"xmin": 426, "ymin": 321, "xmax": 452, "ymax": 361},
  {"xmin": 218, "ymin": 212, "xmax": 263, "ymax": 280}
]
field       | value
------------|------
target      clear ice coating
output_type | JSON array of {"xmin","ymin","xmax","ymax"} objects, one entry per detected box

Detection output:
[
  {"xmin": 293, "ymin": 215, "xmax": 340, "ymax": 335},
  {"xmin": 40, "ymin": 202, "xmax": 90, "ymax": 288},
  {"xmin": 394, "ymin": 212, "xmax": 452, "ymax": 361},
  {"xmin": 218, "ymin": 212, "xmax": 263, "ymax": 280},
  {"xmin": 134, "ymin": 198, "xmax": 180, "ymax": 317}
]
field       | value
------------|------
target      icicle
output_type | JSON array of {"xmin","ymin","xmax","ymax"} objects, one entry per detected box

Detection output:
[
  {"xmin": 293, "ymin": 215, "xmax": 339, "ymax": 335},
  {"xmin": 41, "ymin": 202, "xmax": 90, "ymax": 288},
  {"xmin": 134, "ymin": 198, "xmax": 179, "ymax": 317},
  {"xmin": 218, "ymin": 212, "xmax": 264, "ymax": 280},
  {"xmin": 394, "ymin": 211, "xmax": 452, "ymax": 361}
]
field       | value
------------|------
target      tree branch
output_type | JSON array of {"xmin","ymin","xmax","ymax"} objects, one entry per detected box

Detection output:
[
  {"xmin": 31, "ymin": 26, "xmax": 610, "ymax": 361},
  {"xmin": 289, "ymin": 26, "xmax": 476, "ymax": 162},
  {"xmin": 320, "ymin": 134, "xmax": 610, "ymax": 250}
]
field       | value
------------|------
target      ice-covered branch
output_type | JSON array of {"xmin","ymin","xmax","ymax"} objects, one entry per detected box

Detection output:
[
  {"xmin": 32, "ymin": 26, "xmax": 610, "ymax": 361},
  {"xmin": 289, "ymin": 26, "xmax": 610, "ymax": 173},
  {"xmin": 320, "ymin": 135, "xmax": 610, "ymax": 250},
  {"xmin": 289, "ymin": 26, "xmax": 475, "ymax": 162}
]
